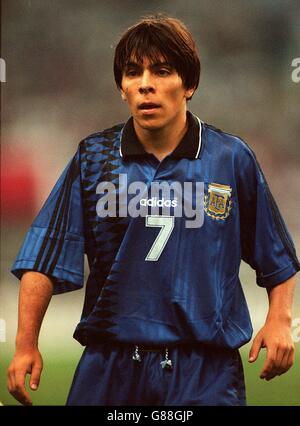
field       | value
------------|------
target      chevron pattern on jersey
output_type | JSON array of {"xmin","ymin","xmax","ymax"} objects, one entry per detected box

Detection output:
[{"xmin": 77, "ymin": 124, "xmax": 129, "ymax": 342}]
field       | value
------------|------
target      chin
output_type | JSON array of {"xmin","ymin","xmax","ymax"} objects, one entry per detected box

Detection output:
[
  {"xmin": 141, "ymin": 123, "xmax": 164, "ymax": 132},
  {"xmin": 135, "ymin": 116, "xmax": 165, "ymax": 131}
]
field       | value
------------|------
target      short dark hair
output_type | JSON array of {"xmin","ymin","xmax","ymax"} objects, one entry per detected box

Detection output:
[{"xmin": 114, "ymin": 15, "xmax": 200, "ymax": 97}]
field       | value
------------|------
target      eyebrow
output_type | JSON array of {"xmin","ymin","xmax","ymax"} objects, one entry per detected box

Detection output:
[{"xmin": 125, "ymin": 61, "xmax": 173, "ymax": 69}]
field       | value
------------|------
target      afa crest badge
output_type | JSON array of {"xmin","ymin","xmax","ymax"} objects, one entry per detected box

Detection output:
[{"xmin": 204, "ymin": 183, "xmax": 232, "ymax": 220}]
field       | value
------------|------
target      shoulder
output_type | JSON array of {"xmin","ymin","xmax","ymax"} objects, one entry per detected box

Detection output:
[
  {"xmin": 73, "ymin": 123, "xmax": 125, "ymax": 178},
  {"xmin": 202, "ymin": 121, "xmax": 260, "ymax": 166},
  {"xmin": 203, "ymin": 122, "xmax": 251, "ymax": 154},
  {"xmin": 78, "ymin": 122, "xmax": 125, "ymax": 154},
  {"xmin": 200, "ymin": 121, "xmax": 266, "ymax": 186}
]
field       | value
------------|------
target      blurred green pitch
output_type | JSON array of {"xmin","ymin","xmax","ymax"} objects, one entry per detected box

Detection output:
[{"xmin": 1, "ymin": 345, "xmax": 299, "ymax": 406}]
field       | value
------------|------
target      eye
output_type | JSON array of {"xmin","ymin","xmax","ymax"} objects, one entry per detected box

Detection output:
[
  {"xmin": 156, "ymin": 68, "xmax": 171, "ymax": 76},
  {"xmin": 125, "ymin": 69, "xmax": 139, "ymax": 77}
]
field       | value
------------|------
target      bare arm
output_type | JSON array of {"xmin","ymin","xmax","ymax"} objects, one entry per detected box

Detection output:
[
  {"xmin": 7, "ymin": 271, "xmax": 54, "ymax": 405},
  {"xmin": 249, "ymin": 274, "xmax": 296, "ymax": 380}
]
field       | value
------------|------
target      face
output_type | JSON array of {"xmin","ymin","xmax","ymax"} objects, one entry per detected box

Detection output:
[{"xmin": 120, "ymin": 57, "xmax": 194, "ymax": 132}]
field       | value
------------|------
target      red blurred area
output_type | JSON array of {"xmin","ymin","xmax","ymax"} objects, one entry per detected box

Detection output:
[{"xmin": 1, "ymin": 145, "xmax": 36, "ymax": 224}]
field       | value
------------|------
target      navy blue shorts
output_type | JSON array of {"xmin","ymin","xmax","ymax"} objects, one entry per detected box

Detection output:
[{"xmin": 66, "ymin": 343, "xmax": 246, "ymax": 406}]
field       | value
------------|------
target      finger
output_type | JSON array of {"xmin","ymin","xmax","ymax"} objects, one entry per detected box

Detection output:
[
  {"xmin": 265, "ymin": 372, "xmax": 278, "ymax": 381},
  {"xmin": 279, "ymin": 347, "xmax": 295, "ymax": 375},
  {"xmin": 249, "ymin": 336, "xmax": 263, "ymax": 362},
  {"xmin": 12, "ymin": 376, "xmax": 32, "ymax": 405},
  {"xmin": 7, "ymin": 367, "xmax": 14, "ymax": 393},
  {"xmin": 264, "ymin": 354, "xmax": 283, "ymax": 380},
  {"xmin": 9, "ymin": 366, "xmax": 17, "ymax": 395},
  {"xmin": 266, "ymin": 345, "xmax": 294, "ymax": 379},
  {"xmin": 13, "ymin": 370, "xmax": 32, "ymax": 406},
  {"xmin": 12, "ymin": 387, "xmax": 32, "ymax": 405},
  {"xmin": 260, "ymin": 347, "xmax": 277, "ymax": 379},
  {"xmin": 264, "ymin": 351, "xmax": 285, "ymax": 380},
  {"xmin": 267, "ymin": 346, "xmax": 285, "ymax": 378},
  {"xmin": 11, "ymin": 388, "xmax": 32, "ymax": 406},
  {"xmin": 30, "ymin": 362, "xmax": 43, "ymax": 390},
  {"xmin": 276, "ymin": 349, "xmax": 290, "ymax": 375}
]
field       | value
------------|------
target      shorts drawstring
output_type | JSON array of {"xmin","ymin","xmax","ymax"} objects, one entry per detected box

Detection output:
[
  {"xmin": 132, "ymin": 345, "xmax": 173, "ymax": 370},
  {"xmin": 132, "ymin": 345, "xmax": 142, "ymax": 362},
  {"xmin": 160, "ymin": 347, "xmax": 173, "ymax": 370}
]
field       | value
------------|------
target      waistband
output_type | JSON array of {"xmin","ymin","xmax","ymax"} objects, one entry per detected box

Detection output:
[
  {"xmin": 103, "ymin": 341, "xmax": 200, "ymax": 351},
  {"xmin": 89, "ymin": 340, "xmax": 236, "ymax": 350},
  {"xmin": 87, "ymin": 340, "xmax": 239, "ymax": 354}
]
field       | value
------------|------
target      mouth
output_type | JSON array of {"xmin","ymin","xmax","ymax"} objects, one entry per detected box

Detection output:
[{"xmin": 138, "ymin": 102, "xmax": 161, "ymax": 113}]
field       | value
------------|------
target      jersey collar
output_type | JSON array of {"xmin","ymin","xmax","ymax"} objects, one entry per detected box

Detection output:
[{"xmin": 119, "ymin": 111, "xmax": 202, "ymax": 160}]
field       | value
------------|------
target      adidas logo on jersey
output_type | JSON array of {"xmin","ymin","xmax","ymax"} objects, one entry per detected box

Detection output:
[
  {"xmin": 96, "ymin": 174, "xmax": 204, "ymax": 228},
  {"xmin": 140, "ymin": 197, "xmax": 178, "ymax": 208}
]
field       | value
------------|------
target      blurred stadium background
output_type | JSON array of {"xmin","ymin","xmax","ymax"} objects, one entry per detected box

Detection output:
[{"xmin": 1, "ymin": 0, "xmax": 299, "ymax": 405}]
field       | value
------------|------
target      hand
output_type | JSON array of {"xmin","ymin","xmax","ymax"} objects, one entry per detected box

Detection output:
[
  {"xmin": 248, "ymin": 320, "xmax": 295, "ymax": 381},
  {"xmin": 7, "ymin": 348, "xmax": 43, "ymax": 405}
]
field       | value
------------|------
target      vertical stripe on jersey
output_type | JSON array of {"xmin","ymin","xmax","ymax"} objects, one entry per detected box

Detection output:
[
  {"xmin": 47, "ymin": 157, "xmax": 79, "ymax": 275},
  {"xmin": 33, "ymin": 156, "xmax": 79, "ymax": 274}
]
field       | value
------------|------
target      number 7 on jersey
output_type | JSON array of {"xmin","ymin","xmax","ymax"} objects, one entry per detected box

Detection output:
[{"xmin": 145, "ymin": 215, "xmax": 175, "ymax": 261}]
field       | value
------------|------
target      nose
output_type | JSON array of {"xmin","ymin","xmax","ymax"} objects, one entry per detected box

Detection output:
[{"xmin": 138, "ymin": 70, "xmax": 155, "ymax": 94}]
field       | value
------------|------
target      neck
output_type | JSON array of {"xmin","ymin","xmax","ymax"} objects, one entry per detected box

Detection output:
[{"xmin": 133, "ymin": 109, "xmax": 188, "ymax": 162}]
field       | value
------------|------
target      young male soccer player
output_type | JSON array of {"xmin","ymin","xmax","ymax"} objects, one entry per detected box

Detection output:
[{"xmin": 8, "ymin": 16, "xmax": 299, "ymax": 406}]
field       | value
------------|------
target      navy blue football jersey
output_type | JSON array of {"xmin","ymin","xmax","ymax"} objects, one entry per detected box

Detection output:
[{"xmin": 12, "ymin": 111, "xmax": 300, "ymax": 349}]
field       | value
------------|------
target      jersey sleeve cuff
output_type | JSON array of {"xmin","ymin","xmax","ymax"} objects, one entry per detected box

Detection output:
[
  {"xmin": 11, "ymin": 226, "xmax": 85, "ymax": 295},
  {"xmin": 11, "ymin": 259, "xmax": 84, "ymax": 295},
  {"xmin": 256, "ymin": 262, "xmax": 300, "ymax": 288}
]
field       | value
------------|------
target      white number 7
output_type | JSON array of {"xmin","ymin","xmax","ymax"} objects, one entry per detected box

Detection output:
[{"xmin": 145, "ymin": 215, "xmax": 175, "ymax": 261}]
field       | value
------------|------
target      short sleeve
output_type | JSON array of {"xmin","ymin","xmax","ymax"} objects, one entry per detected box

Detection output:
[
  {"xmin": 236, "ymin": 143, "xmax": 300, "ymax": 288},
  {"xmin": 11, "ymin": 146, "xmax": 85, "ymax": 295}
]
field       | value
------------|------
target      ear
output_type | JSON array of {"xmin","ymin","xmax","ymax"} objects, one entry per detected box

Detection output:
[
  {"xmin": 185, "ymin": 88, "xmax": 195, "ymax": 100},
  {"xmin": 121, "ymin": 89, "xmax": 127, "ymax": 102}
]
